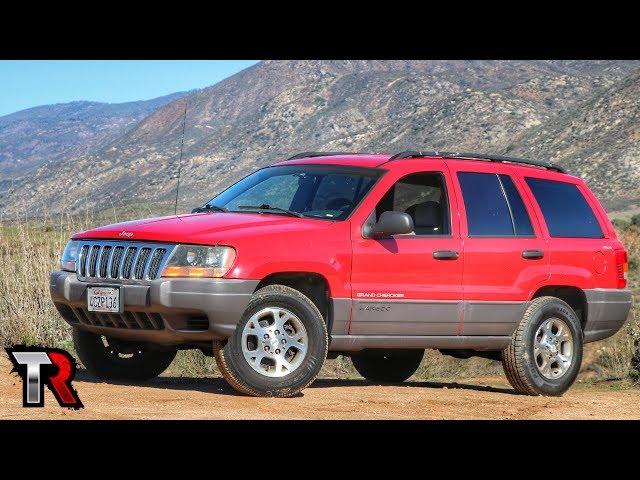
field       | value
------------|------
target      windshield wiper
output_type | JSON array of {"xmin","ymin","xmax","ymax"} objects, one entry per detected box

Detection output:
[
  {"xmin": 191, "ymin": 204, "xmax": 228, "ymax": 214},
  {"xmin": 237, "ymin": 204, "xmax": 304, "ymax": 218}
]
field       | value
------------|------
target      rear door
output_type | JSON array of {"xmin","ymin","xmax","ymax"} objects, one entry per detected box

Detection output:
[{"xmin": 448, "ymin": 162, "xmax": 550, "ymax": 336}]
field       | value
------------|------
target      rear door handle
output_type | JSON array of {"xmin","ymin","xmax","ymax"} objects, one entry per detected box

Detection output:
[
  {"xmin": 522, "ymin": 249, "xmax": 544, "ymax": 260},
  {"xmin": 433, "ymin": 250, "xmax": 459, "ymax": 260}
]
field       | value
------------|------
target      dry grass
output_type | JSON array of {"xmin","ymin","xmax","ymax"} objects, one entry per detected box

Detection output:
[
  {"xmin": 0, "ymin": 210, "xmax": 142, "ymax": 349},
  {"xmin": 587, "ymin": 225, "xmax": 640, "ymax": 382},
  {"xmin": 1, "ymin": 219, "xmax": 71, "ymax": 348},
  {"xmin": 1, "ymin": 214, "xmax": 638, "ymax": 384}
]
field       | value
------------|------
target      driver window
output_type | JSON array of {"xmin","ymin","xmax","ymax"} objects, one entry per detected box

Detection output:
[{"xmin": 375, "ymin": 172, "xmax": 451, "ymax": 235}]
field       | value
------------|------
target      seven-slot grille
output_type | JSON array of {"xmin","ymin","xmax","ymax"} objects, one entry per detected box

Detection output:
[{"xmin": 76, "ymin": 241, "xmax": 175, "ymax": 281}]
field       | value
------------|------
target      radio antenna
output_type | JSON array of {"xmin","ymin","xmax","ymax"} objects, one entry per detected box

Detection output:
[{"xmin": 174, "ymin": 100, "xmax": 188, "ymax": 215}]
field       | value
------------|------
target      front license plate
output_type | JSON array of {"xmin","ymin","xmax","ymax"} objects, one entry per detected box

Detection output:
[{"xmin": 87, "ymin": 286, "xmax": 122, "ymax": 313}]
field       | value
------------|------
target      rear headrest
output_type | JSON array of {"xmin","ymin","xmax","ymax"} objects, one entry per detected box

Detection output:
[{"xmin": 409, "ymin": 201, "xmax": 441, "ymax": 227}]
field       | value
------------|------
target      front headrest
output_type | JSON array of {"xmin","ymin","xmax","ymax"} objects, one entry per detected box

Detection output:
[{"xmin": 412, "ymin": 201, "xmax": 441, "ymax": 227}]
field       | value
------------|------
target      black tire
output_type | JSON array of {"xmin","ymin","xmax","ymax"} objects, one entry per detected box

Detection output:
[
  {"xmin": 351, "ymin": 349, "xmax": 424, "ymax": 383},
  {"xmin": 214, "ymin": 284, "xmax": 328, "ymax": 397},
  {"xmin": 73, "ymin": 328, "xmax": 176, "ymax": 381},
  {"xmin": 501, "ymin": 296, "xmax": 583, "ymax": 396}
]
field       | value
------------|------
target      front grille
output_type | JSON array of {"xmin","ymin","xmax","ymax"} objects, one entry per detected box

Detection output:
[
  {"xmin": 88, "ymin": 245, "xmax": 99, "ymax": 277},
  {"xmin": 70, "ymin": 308, "xmax": 164, "ymax": 330},
  {"xmin": 110, "ymin": 246, "xmax": 125, "ymax": 278},
  {"xmin": 121, "ymin": 247, "xmax": 136, "ymax": 278},
  {"xmin": 75, "ymin": 240, "xmax": 175, "ymax": 281},
  {"xmin": 147, "ymin": 248, "xmax": 166, "ymax": 279},
  {"xmin": 134, "ymin": 247, "xmax": 152, "ymax": 280},
  {"xmin": 99, "ymin": 246, "xmax": 111, "ymax": 277},
  {"xmin": 79, "ymin": 245, "xmax": 89, "ymax": 276}
]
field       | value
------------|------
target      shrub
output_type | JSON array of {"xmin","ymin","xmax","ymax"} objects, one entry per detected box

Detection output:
[{"xmin": 612, "ymin": 218, "xmax": 630, "ymax": 230}]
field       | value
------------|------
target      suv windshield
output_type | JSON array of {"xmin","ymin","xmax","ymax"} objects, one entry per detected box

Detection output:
[{"xmin": 206, "ymin": 165, "xmax": 382, "ymax": 220}]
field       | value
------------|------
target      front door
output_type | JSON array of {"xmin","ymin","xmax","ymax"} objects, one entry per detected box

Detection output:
[{"xmin": 350, "ymin": 165, "xmax": 463, "ymax": 336}]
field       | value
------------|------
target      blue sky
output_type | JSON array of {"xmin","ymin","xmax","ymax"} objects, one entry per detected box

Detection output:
[{"xmin": 0, "ymin": 60, "xmax": 259, "ymax": 117}]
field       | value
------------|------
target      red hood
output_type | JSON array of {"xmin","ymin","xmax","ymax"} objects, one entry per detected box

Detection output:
[{"xmin": 72, "ymin": 212, "xmax": 333, "ymax": 244}]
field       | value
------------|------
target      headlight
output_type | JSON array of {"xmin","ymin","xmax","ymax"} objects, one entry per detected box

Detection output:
[
  {"xmin": 161, "ymin": 245, "xmax": 236, "ymax": 278},
  {"xmin": 60, "ymin": 240, "xmax": 80, "ymax": 272}
]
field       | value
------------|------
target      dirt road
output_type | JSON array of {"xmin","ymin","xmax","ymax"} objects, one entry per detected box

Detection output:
[{"xmin": 1, "ymin": 356, "xmax": 639, "ymax": 420}]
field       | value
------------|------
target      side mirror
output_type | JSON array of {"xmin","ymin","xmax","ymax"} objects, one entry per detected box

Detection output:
[{"xmin": 369, "ymin": 211, "xmax": 414, "ymax": 238}]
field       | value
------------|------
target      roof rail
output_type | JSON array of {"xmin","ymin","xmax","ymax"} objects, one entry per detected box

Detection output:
[
  {"xmin": 286, "ymin": 151, "xmax": 355, "ymax": 161},
  {"xmin": 387, "ymin": 150, "xmax": 565, "ymax": 173},
  {"xmin": 387, "ymin": 151, "xmax": 442, "ymax": 161}
]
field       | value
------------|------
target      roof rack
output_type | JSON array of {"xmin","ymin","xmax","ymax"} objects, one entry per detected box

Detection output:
[
  {"xmin": 387, "ymin": 150, "xmax": 565, "ymax": 173},
  {"xmin": 286, "ymin": 152, "xmax": 355, "ymax": 161}
]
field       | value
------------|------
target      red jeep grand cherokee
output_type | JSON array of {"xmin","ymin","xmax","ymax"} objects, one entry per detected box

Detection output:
[{"xmin": 51, "ymin": 151, "xmax": 632, "ymax": 397}]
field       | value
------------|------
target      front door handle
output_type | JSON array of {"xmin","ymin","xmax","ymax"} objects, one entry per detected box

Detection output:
[
  {"xmin": 433, "ymin": 250, "xmax": 459, "ymax": 260},
  {"xmin": 522, "ymin": 249, "xmax": 544, "ymax": 260}
]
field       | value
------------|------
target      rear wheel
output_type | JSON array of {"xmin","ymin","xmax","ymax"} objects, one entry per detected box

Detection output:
[
  {"xmin": 214, "ymin": 285, "xmax": 328, "ymax": 397},
  {"xmin": 73, "ymin": 328, "xmax": 176, "ymax": 381},
  {"xmin": 501, "ymin": 296, "xmax": 583, "ymax": 396},
  {"xmin": 351, "ymin": 349, "xmax": 424, "ymax": 383}
]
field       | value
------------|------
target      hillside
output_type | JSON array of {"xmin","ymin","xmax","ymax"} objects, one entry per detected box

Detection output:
[
  {"xmin": 506, "ymin": 71, "xmax": 640, "ymax": 212},
  {"xmin": 0, "ymin": 91, "xmax": 187, "ymax": 180},
  {"xmin": 2, "ymin": 60, "xmax": 639, "ymax": 217}
]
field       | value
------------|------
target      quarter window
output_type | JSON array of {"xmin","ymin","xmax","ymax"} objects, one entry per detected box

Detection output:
[{"xmin": 525, "ymin": 178, "xmax": 603, "ymax": 238}]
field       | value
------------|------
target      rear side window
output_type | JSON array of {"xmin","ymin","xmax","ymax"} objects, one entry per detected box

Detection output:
[
  {"xmin": 499, "ymin": 175, "xmax": 534, "ymax": 236},
  {"xmin": 525, "ymin": 178, "xmax": 603, "ymax": 238},
  {"xmin": 457, "ymin": 172, "xmax": 535, "ymax": 236},
  {"xmin": 457, "ymin": 172, "xmax": 514, "ymax": 236}
]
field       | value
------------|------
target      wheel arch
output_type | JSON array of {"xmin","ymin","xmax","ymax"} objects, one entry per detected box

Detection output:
[
  {"xmin": 254, "ymin": 272, "xmax": 332, "ymax": 330},
  {"xmin": 531, "ymin": 285, "xmax": 588, "ymax": 329}
]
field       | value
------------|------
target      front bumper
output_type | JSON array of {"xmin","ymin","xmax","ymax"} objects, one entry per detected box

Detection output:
[
  {"xmin": 583, "ymin": 288, "xmax": 633, "ymax": 343},
  {"xmin": 50, "ymin": 270, "xmax": 259, "ymax": 345}
]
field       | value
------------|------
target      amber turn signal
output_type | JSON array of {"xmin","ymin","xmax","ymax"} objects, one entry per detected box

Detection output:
[{"xmin": 162, "ymin": 266, "xmax": 226, "ymax": 278}]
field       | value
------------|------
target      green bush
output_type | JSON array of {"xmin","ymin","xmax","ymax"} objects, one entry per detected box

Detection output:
[{"xmin": 612, "ymin": 218, "xmax": 630, "ymax": 230}]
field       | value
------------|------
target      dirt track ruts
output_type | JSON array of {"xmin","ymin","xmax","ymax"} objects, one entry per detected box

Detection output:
[{"xmin": 2, "ymin": 356, "xmax": 640, "ymax": 419}]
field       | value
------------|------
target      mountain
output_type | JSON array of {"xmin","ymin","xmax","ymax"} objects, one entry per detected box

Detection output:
[
  {"xmin": 505, "ymin": 70, "xmax": 640, "ymax": 212},
  {"xmin": 2, "ymin": 60, "xmax": 639, "ymax": 217},
  {"xmin": 0, "ymin": 91, "xmax": 188, "ymax": 180}
]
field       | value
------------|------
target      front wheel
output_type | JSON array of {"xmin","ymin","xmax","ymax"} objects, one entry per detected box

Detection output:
[
  {"xmin": 73, "ymin": 328, "xmax": 176, "ymax": 381},
  {"xmin": 351, "ymin": 349, "xmax": 424, "ymax": 383},
  {"xmin": 214, "ymin": 285, "xmax": 328, "ymax": 397},
  {"xmin": 501, "ymin": 296, "xmax": 583, "ymax": 396}
]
